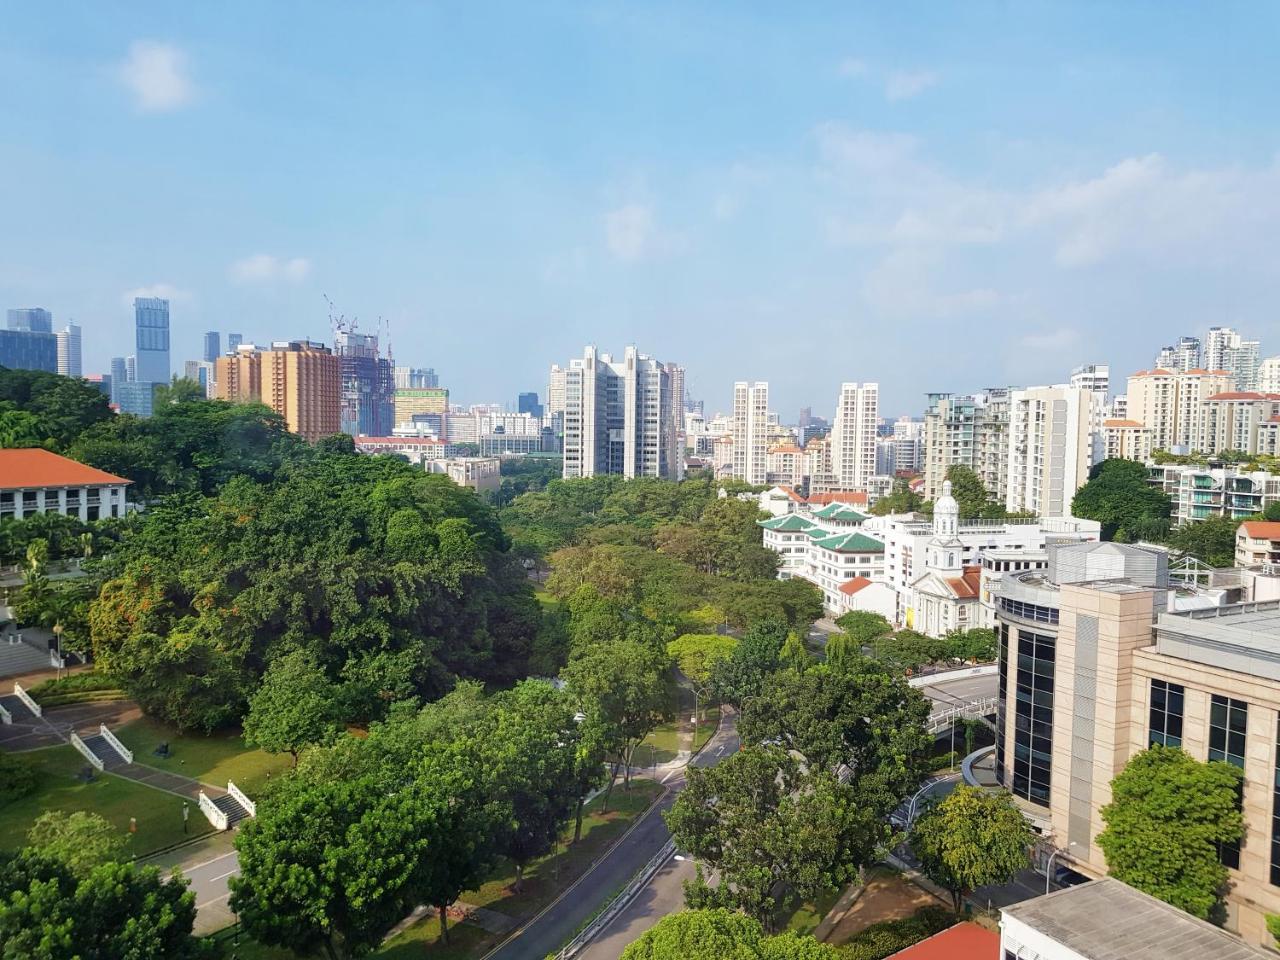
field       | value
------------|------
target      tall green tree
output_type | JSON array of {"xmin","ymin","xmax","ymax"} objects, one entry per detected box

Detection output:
[
  {"xmin": 910, "ymin": 786, "xmax": 1034, "ymax": 911},
  {"xmin": 833, "ymin": 611, "xmax": 893, "ymax": 645},
  {"xmin": 1071, "ymin": 459, "xmax": 1172, "ymax": 541},
  {"xmin": 0, "ymin": 850, "xmax": 207, "ymax": 960},
  {"xmin": 26, "ymin": 812, "xmax": 126, "ymax": 878},
  {"xmin": 1096, "ymin": 745, "xmax": 1243, "ymax": 920},
  {"xmin": 243, "ymin": 650, "xmax": 345, "ymax": 765},
  {"xmin": 1166, "ymin": 516, "xmax": 1239, "ymax": 568},
  {"xmin": 620, "ymin": 908, "xmax": 837, "ymax": 960},
  {"xmin": 709, "ymin": 620, "xmax": 788, "ymax": 708}
]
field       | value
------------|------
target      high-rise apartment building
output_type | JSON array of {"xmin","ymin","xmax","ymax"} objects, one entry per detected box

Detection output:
[
  {"xmin": 7, "ymin": 307, "xmax": 53, "ymax": 333},
  {"xmin": 215, "ymin": 340, "xmax": 341, "ymax": 441},
  {"xmin": 1259, "ymin": 357, "xmax": 1280, "ymax": 394},
  {"xmin": 56, "ymin": 323, "xmax": 82, "ymax": 377},
  {"xmin": 1154, "ymin": 335, "xmax": 1202, "ymax": 372},
  {"xmin": 546, "ymin": 365, "xmax": 567, "ymax": 418},
  {"xmin": 1193, "ymin": 392, "xmax": 1280, "ymax": 456},
  {"xmin": 203, "ymin": 331, "xmax": 221, "ymax": 364},
  {"xmin": 334, "ymin": 330, "xmax": 394, "ymax": 437},
  {"xmin": 922, "ymin": 389, "xmax": 1010, "ymax": 501},
  {"xmin": 558, "ymin": 345, "xmax": 682, "ymax": 480},
  {"xmin": 891, "ymin": 417, "xmax": 924, "ymax": 475},
  {"xmin": 394, "ymin": 366, "xmax": 439, "ymax": 389},
  {"xmin": 1070, "ymin": 364, "xmax": 1110, "ymax": 465},
  {"xmin": 1206, "ymin": 326, "xmax": 1262, "ymax": 391},
  {"xmin": 730, "ymin": 381, "xmax": 770, "ymax": 485},
  {"xmin": 830, "ymin": 382, "xmax": 879, "ymax": 491},
  {"xmin": 1004, "ymin": 385, "xmax": 1094, "ymax": 518},
  {"xmin": 125, "ymin": 356, "xmax": 137, "ymax": 382},
  {"xmin": 134, "ymin": 297, "xmax": 170, "ymax": 386},
  {"xmin": 183, "ymin": 360, "xmax": 215, "ymax": 395},
  {"xmin": 1126, "ymin": 367, "xmax": 1235, "ymax": 452}
]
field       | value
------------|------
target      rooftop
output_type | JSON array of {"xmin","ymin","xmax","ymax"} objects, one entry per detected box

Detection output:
[
  {"xmin": 1001, "ymin": 877, "xmax": 1270, "ymax": 960},
  {"xmin": 0, "ymin": 448, "xmax": 130, "ymax": 490},
  {"xmin": 758, "ymin": 514, "xmax": 818, "ymax": 532},
  {"xmin": 886, "ymin": 922, "xmax": 996, "ymax": 959},
  {"xmin": 812, "ymin": 532, "xmax": 885, "ymax": 554},
  {"xmin": 1157, "ymin": 600, "xmax": 1280, "ymax": 681},
  {"xmin": 1240, "ymin": 521, "xmax": 1280, "ymax": 540}
]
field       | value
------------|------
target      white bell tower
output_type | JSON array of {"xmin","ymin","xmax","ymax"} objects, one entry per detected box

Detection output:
[{"xmin": 927, "ymin": 479, "xmax": 963, "ymax": 573}]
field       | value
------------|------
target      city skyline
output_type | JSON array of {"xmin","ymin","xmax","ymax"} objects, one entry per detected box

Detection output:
[{"xmin": 4, "ymin": 4, "xmax": 1280, "ymax": 416}]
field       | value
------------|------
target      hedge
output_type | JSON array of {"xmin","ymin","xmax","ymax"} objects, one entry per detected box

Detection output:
[{"xmin": 838, "ymin": 906, "xmax": 957, "ymax": 960}]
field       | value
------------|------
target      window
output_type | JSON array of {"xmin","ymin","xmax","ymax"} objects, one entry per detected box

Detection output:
[
  {"xmin": 1272, "ymin": 715, "xmax": 1280, "ymax": 886},
  {"xmin": 1149, "ymin": 679, "xmax": 1184, "ymax": 748},
  {"xmin": 1011, "ymin": 629, "xmax": 1055, "ymax": 807},
  {"xmin": 1209, "ymin": 694, "xmax": 1247, "ymax": 869},
  {"xmin": 996, "ymin": 623, "xmax": 1009, "ymax": 785}
]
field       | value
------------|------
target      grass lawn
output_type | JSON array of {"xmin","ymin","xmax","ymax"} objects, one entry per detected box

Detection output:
[
  {"xmin": 113, "ymin": 716, "xmax": 292, "ymax": 795},
  {"xmin": 640, "ymin": 676, "xmax": 718, "ymax": 763},
  {"xmin": 0, "ymin": 746, "xmax": 213, "ymax": 855},
  {"xmin": 779, "ymin": 884, "xmax": 844, "ymax": 937},
  {"xmin": 213, "ymin": 778, "xmax": 664, "ymax": 960}
]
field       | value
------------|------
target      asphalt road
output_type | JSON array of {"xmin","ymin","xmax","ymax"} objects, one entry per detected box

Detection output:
[
  {"xmin": 489, "ymin": 709, "xmax": 741, "ymax": 960},
  {"xmin": 572, "ymin": 674, "xmax": 995, "ymax": 960}
]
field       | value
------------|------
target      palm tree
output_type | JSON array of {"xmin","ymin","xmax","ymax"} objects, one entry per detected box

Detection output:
[
  {"xmin": 80, "ymin": 532, "xmax": 94, "ymax": 562},
  {"xmin": 25, "ymin": 538, "xmax": 48, "ymax": 577}
]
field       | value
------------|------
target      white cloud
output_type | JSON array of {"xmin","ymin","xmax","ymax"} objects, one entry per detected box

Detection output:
[
  {"xmin": 118, "ymin": 41, "xmax": 194, "ymax": 113},
  {"xmin": 837, "ymin": 57, "xmax": 868, "ymax": 77},
  {"xmin": 120, "ymin": 283, "xmax": 190, "ymax": 306},
  {"xmin": 605, "ymin": 204, "xmax": 656, "ymax": 261},
  {"xmin": 230, "ymin": 254, "xmax": 312, "ymax": 284},
  {"xmin": 884, "ymin": 70, "xmax": 938, "ymax": 101}
]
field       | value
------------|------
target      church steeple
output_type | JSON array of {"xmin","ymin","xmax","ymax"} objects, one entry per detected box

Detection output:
[{"xmin": 927, "ymin": 479, "xmax": 962, "ymax": 572}]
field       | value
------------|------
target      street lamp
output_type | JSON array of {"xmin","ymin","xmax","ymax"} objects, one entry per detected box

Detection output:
[
  {"xmin": 52, "ymin": 623, "xmax": 63, "ymax": 680},
  {"xmin": 1045, "ymin": 842, "xmax": 1079, "ymax": 896}
]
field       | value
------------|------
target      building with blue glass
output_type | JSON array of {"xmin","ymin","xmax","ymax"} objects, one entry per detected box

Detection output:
[
  {"xmin": 0, "ymin": 327, "xmax": 57, "ymax": 372},
  {"xmin": 134, "ymin": 297, "xmax": 171, "ymax": 386},
  {"xmin": 6, "ymin": 307, "xmax": 53, "ymax": 333}
]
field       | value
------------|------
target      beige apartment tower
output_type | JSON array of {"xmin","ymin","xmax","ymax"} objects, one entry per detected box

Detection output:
[{"xmin": 214, "ymin": 340, "xmax": 340, "ymax": 441}]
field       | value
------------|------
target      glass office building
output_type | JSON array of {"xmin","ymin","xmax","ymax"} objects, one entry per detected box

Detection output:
[
  {"xmin": 134, "ymin": 297, "xmax": 171, "ymax": 385},
  {"xmin": 0, "ymin": 328, "xmax": 58, "ymax": 372},
  {"xmin": 6, "ymin": 307, "xmax": 53, "ymax": 333}
]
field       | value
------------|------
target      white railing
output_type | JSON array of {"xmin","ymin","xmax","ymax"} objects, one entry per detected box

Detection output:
[
  {"xmin": 908, "ymin": 663, "xmax": 997, "ymax": 687},
  {"xmin": 553, "ymin": 839, "xmax": 676, "ymax": 959},
  {"xmin": 13, "ymin": 683, "xmax": 41, "ymax": 718},
  {"xmin": 927, "ymin": 696, "xmax": 998, "ymax": 734},
  {"xmin": 71, "ymin": 731, "xmax": 104, "ymax": 771},
  {"xmin": 227, "ymin": 781, "xmax": 256, "ymax": 818},
  {"xmin": 198, "ymin": 791, "xmax": 228, "ymax": 831},
  {"xmin": 49, "ymin": 649, "xmax": 65, "ymax": 669},
  {"xmin": 0, "ymin": 702, "xmax": 10, "ymax": 725},
  {"xmin": 98, "ymin": 724, "xmax": 133, "ymax": 764}
]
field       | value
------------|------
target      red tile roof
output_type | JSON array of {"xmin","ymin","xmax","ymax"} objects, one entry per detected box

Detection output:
[
  {"xmin": 838, "ymin": 576, "xmax": 873, "ymax": 596},
  {"xmin": 1103, "ymin": 419, "xmax": 1144, "ymax": 428},
  {"xmin": 944, "ymin": 566, "xmax": 982, "ymax": 599},
  {"xmin": 1205, "ymin": 392, "xmax": 1280, "ymax": 401},
  {"xmin": 1240, "ymin": 521, "xmax": 1280, "ymax": 540},
  {"xmin": 807, "ymin": 491, "xmax": 869, "ymax": 506},
  {"xmin": 0, "ymin": 448, "xmax": 129, "ymax": 490},
  {"xmin": 775, "ymin": 485, "xmax": 805, "ymax": 502},
  {"xmin": 886, "ymin": 922, "xmax": 998, "ymax": 959}
]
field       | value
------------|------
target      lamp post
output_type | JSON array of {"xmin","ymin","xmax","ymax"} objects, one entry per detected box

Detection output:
[
  {"xmin": 1045, "ymin": 842, "xmax": 1078, "ymax": 896},
  {"xmin": 52, "ymin": 623, "xmax": 63, "ymax": 680}
]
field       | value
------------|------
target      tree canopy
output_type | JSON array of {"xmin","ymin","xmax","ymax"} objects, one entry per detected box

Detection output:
[
  {"xmin": 619, "ymin": 909, "xmax": 837, "ymax": 960},
  {"xmin": 1071, "ymin": 459, "xmax": 1172, "ymax": 541}
]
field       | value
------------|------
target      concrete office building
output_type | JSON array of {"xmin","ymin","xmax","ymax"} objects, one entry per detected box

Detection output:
[
  {"xmin": 393, "ymin": 387, "xmax": 449, "ymax": 428},
  {"xmin": 133, "ymin": 297, "xmax": 171, "ymax": 386},
  {"xmin": 557, "ymin": 345, "xmax": 682, "ymax": 480},
  {"xmin": 730, "ymin": 381, "xmax": 770, "ymax": 485},
  {"xmin": 1005, "ymin": 385, "xmax": 1094, "ymax": 518},
  {"xmin": 56, "ymin": 323, "xmax": 82, "ymax": 377},
  {"xmin": 992, "ymin": 541, "xmax": 1280, "ymax": 945},
  {"xmin": 427, "ymin": 457, "xmax": 502, "ymax": 495},
  {"xmin": 215, "ymin": 341, "xmax": 341, "ymax": 441},
  {"xmin": 183, "ymin": 360, "xmax": 215, "ymax": 395}
]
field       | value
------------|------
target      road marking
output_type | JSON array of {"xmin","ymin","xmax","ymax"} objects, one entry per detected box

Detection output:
[
  {"xmin": 207, "ymin": 868, "xmax": 239, "ymax": 883},
  {"xmin": 159, "ymin": 850, "xmax": 237, "ymax": 873}
]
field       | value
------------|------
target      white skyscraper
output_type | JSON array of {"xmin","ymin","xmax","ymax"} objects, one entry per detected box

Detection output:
[
  {"xmin": 1154, "ymin": 335, "xmax": 1201, "ymax": 372},
  {"xmin": 1259, "ymin": 356, "xmax": 1280, "ymax": 394},
  {"xmin": 730, "ymin": 381, "xmax": 770, "ymax": 484},
  {"xmin": 1205, "ymin": 326, "xmax": 1261, "ymax": 390},
  {"xmin": 1070, "ymin": 363, "xmax": 1109, "ymax": 464},
  {"xmin": 56, "ymin": 322, "xmax": 82, "ymax": 377},
  {"xmin": 558, "ymin": 345, "xmax": 682, "ymax": 480},
  {"xmin": 831, "ymin": 382, "xmax": 879, "ymax": 490},
  {"xmin": 1004, "ymin": 385, "xmax": 1094, "ymax": 518}
]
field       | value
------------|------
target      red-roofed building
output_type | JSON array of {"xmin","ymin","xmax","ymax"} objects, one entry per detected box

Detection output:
[
  {"xmin": 835, "ymin": 574, "xmax": 897, "ymax": 620},
  {"xmin": 887, "ymin": 922, "xmax": 997, "ymax": 959},
  {"xmin": 0, "ymin": 448, "xmax": 130, "ymax": 521},
  {"xmin": 1237, "ymin": 521, "xmax": 1280, "ymax": 567},
  {"xmin": 758, "ymin": 484, "xmax": 806, "ymax": 517},
  {"xmin": 807, "ymin": 490, "xmax": 869, "ymax": 507}
]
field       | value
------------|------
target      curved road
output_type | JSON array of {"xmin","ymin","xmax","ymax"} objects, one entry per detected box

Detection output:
[
  {"xmin": 487, "ymin": 709, "xmax": 740, "ymax": 960},
  {"xmin": 573, "ymin": 673, "xmax": 997, "ymax": 960}
]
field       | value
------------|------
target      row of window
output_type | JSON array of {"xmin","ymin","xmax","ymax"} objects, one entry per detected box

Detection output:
[{"xmin": 996, "ymin": 596, "xmax": 1059, "ymax": 625}]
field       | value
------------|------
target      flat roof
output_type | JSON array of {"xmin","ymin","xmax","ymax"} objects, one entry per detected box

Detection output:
[{"xmin": 1002, "ymin": 877, "xmax": 1270, "ymax": 960}]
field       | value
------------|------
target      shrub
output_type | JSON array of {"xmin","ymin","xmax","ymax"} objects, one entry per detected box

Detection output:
[
  {"xmin": 28, "ymin": 671, "xmax": 120, "ymax": 699},
  {"xmin": 838, "ymin": 907, "xmax": 956, "ymax": 960},
  {"xmin": 0, "ymin": 752, "xmax": 38, "ymax": 806}
]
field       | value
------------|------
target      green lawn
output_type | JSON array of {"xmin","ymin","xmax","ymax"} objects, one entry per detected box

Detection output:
[
  {"xmin": 640, "ymin": 677, "xmax": 718, "ymax": 763},
  {"xmin": 113, "ymin": 716, "xmax": 292, "ymax": 795},
  {"xmin": 214, "ymin": 778, "xmax": 664, "ymax": 959},
  {"xmin": 778, "ymin": 884, "xmax": 844, "ymax": 936},
  {"xmin": 0, "ymin": 746, "xmax": 213, "ymax": 855}
]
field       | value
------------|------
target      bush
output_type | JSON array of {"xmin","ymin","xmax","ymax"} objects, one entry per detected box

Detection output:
[
  {"xmin": 36, "ymin": 690, "xmax": 126, "ymax": 707},
  {"xmin": 838, "ymin": 906, "xmax": 956, "ymax": 960},
  {"xmin": 28, "ymin": 671, "xmax": 120, "ymax": 698},
  {"xmin": 0, "ymin": 752, "xmax": 38, "ymax": 806}
]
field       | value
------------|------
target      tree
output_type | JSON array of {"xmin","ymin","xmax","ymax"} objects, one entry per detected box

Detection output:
[
  {"xmin": 1263, "ymin": 502, "xmax": 1280, "ymax": 522},
  {"xmin": 867, "ymin": 629, "xmax": 948, "ymax": 675},
  {"xmin": 666, "ymin": 746, "xmax": 879, "ymax": 927},
  {"xmin": 944, "ymin": 466, "xmax": 1002, "ymax": 519},
  {"xmin": 243, "ymin": 651, "xmax": 344, "ymax": 765},
  {"xmin": 619, "ymin": 908, "xmax": 838, "ymax": 960},
  {"xmin": 709, "ymin": 620, "xmax": 788, "ymax": 708},
  {"xmin": 0, "ymin": 850, "xmax": 206, "ymax": 959},
  {"xmin": 1071, "ymin": 459, "xmax": 1172, "ymax": 541},
  {"xmin": 1166, "ymin": 516, "xmax": 1239, "ymax": 568},
  {"xmin": 26, "ymin": 811, "xmax": 126, "ymax": 878},
  {"xmin": 779, "ymin": 631, "xmax": 811, "ymax": 673},
  {"xmin": 870, "ymin": 478, "xmax": 924, "ymax": 517},
  {"xmin": 562, "ymin": 639, "xmax": 670, "ymax": 799},
  {"xmin": 910, "ymin": 786, "xmax": 1034, "ymax": 911},
  {"xmin": 737, "ymin": 660, "xmax": 931, "ymax": 781},
  {"xmin": 833, "ymin": 611, "xmax": 892, "ymax": 646},
  {"xmin": 1096, "ymin": 745, "xmax": 1243, "ymax": 920},
  {"xmin": 943, "ymin": 627, "xmax": 997, "ymax": 663},
  {"xmin": 668, "ymin": 634, "xmax": 738, "ymax": 694}
]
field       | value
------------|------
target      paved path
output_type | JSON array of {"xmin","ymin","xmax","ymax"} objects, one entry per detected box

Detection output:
[
  {"xmin": 0, "ymin": 699, "xmax": 140, "ymax": 752},
  {"xmin": 489, "ymin": 709, "xmax": 740, "ymax": 960}
]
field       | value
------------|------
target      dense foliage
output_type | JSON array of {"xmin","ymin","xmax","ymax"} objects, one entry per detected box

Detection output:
[
  {"xmin": 619, "ymin": 908, "xmax": 837, "ymax": 960},
  {"xmin": 838, "ymin": 907, "xmax": 956, "ymax": 960},
  {"xmin": 0, "ymin": 753, "xmax": 38, "ymax": 807},
  {"xmin": 89, "ymin": 454, "xmax": 540, "ymax": 730},
  {"xmin": 0, "ymin": 367, "xmax": 113, "ymax": 451},
  {"xmin": 1071, "ymin": 459, "xmax": 1172, "ymax": 541},
  {"xmin": 1096, "ymin": 745, "xmax": 1243, "ymax": 920}
]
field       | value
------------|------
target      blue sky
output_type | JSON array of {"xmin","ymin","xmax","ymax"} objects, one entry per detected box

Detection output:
[{"xmin": 3, "ymin": 2, "xmax": 1279, "ymax": 418}]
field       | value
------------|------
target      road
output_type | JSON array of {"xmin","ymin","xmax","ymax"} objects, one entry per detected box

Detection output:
[
  {"xmin": 489, "ymin": 709, "xmax": 740, "ymax": 960},
  {"xmin": 574, "ymin": 673, "xmax": 996, "ymax": 960}
]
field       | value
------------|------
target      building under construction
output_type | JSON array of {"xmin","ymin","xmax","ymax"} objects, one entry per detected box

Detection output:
[{"xmin": 334, "ymin": 329, "xmax": 394, "ymax": 437}]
